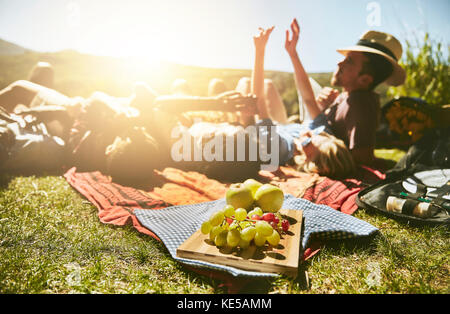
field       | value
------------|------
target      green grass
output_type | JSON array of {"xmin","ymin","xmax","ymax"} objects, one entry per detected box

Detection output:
[
  {"xmin": 0, "ymin": 176, "xmax": 222, "ymax": 294},
  {"xmin": 1, "ymin": 150, "xmax": 449, "ymax": 294},
  {"xmin": 1, "ymin": 45, "xmax": 447, "ymax": 294},
  {"xmin": 374, "ymin": 148, "xmax": 406, "ymax": 162}
]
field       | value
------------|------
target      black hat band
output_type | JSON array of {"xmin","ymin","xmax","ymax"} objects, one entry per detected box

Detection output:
[{"xmin": 357, "ymin": 39, "xmax": 397, "ymax": 61}]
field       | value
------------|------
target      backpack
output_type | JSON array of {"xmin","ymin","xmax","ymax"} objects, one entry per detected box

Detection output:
[{"xmin": 356, "ymin": 127, "xmax": 450, "ymax": 225}]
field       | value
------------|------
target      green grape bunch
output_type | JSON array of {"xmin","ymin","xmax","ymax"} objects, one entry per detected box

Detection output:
[
  {"xmin": 200, "ymin": 205, "xmax": 290, "ymax": 249},
  {"xmin": 200, "ymin": 179, "xmax": 290, "ymax": 250}
]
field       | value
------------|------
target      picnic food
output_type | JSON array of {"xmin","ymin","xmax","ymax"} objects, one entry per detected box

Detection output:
[
  {"xmin": 200, "ymin": 180, "xmax": 288, "ymax": 249},
  {"xmin": 201, "ymin": 206, "xmax": 286, "ymax": 248},
  {"xmin": 225, "ymin": 183, "xmax": 254, "ymax": 210},
  {"xmin": 234, "ymin": 208, "xmax": 248, "ymax": 221},
  {"xmin": 248, "ymin": 207, "xmax": 263, "ymax": 218},
  {"xmin": 227, "ymin": 180, "xmax": 284, "ymax": 214},
  {"xmin": 223, "ymin": 204, "xmax": 235, "ymax": 217},
  {"xmin": 177, "ymin": 208, "xmax": 303, "ymax": 277},
  {"xmin": 243, "ymin": 178, "xmax": 263, "ymax": 197},
  {"xmin": 254, "ymin": 184, "xmax": 284, "ymax": 213}
]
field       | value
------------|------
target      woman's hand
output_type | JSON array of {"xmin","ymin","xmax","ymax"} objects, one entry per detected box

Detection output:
[
  {"xmin": 251, "ymin": 26, "xmax": 274, "ymax": 121},
  {"xmin": 285, "ymin": 18, "xmax": 300, "ymax": 56},
  {"xmin": 253, "ymin": 26, "xmax": 275, "ymax": 52},
  {"xmin": 285, "ymin": 18, "xmax": 322, "ymax": 120}
]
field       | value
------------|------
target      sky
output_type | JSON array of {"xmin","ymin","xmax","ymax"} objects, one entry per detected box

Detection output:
[{"xmin": 0, "ymin": 0, "xmax": 448, "ymax": 72}]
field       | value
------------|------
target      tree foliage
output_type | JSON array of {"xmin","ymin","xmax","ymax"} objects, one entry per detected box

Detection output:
[{"xmin": 388, "ymin": 33, "xmax": 449, "ymax": 107}]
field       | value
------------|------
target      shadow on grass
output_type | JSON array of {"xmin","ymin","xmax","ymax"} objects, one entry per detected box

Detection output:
[
  {"xmin": 0, "ymin": 169, "xmax": 65, "ymax": 191},
  {"xmin": 362, "ymin": 205, "xmax": 450, "ymax": 228},
  {"xmin": 316, "ymin": 234, "xmax": 379, "ymax": 256},
  {"xmin": 0, "ymin": 174, "xmax": 15, "ymax": 190}
]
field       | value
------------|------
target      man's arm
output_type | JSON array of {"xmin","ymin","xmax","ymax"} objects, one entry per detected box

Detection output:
[{"xmin": 285, "ymin": 19, "xmax": 322, "ymax": 120}]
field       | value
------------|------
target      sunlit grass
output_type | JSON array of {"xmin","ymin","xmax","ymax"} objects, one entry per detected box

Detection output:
[
  {"xmin": 0, "ymin": 176, "xmax": 219, "ymax": 294},
  {"xmin": 374, "ymin": 148, "xmax": 406, "ymax": 162},
  {"xmin": 1, "ymin": 150, "xmax": 448, "ymax": 294},
  {"xmin": 0, "ymin": 51, "xmax": 447, "ymax": 294}
]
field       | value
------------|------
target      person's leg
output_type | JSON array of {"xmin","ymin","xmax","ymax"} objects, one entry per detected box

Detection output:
[
  {"xmin": 171, "ymin": 78, "xmax": 192, "ymax": 96},
  {"xmin": 0, "ymin": 80, "xmax": 42, "ymax": 112},
  {"xmin": 235, "ymin": 77, "xmax": 288, "ymax": 124},
  {"xmin": 235, "ymin": 77, "xmax": 251, "ymax": 95},
  {"xmin": 208, "ymin": 78, "xmax": 239, "ymax": 123},
  {"xmin": 264, "ymin": 79, "xmax": 288, "ymax": 124},
  {"xmin": 233, "ymin": 77, "xmax": 255, "ymax": 125}
]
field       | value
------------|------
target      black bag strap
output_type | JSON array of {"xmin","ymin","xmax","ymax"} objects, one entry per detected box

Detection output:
[
  {"xmin": 428, "ymin": 181, "xmax": 450, "ymax": 213},
  {"xmin": 427, "ymin": 180, "xmax": 450, "ymax": 199}
]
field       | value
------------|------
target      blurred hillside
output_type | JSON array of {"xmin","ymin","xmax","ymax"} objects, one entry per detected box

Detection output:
[
  {"xmin": 0, "ymin": 41, "xmax": 390, "ymax": 116},
  {"xmin": 0, "ymin": 38, "xmax": 32, "ymax": 55}
]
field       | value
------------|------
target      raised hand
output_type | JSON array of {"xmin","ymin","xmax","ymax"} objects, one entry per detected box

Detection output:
[
  {"xmin": 253, "ymin": 26, "xmax": 275, "ymax": 52},
  {"xmin": 285, "ymin": 18, "xmax": 322, "ymax": 120},
  {"xmin": 316, "ymin": 87, "xmax": 340, "ymax": 110},
  {"xmin": 285, "ymin": 18, "xmax": 300, "ymax": 56},
  {"xmin": 251, "ymin": 26, "xmax": 274, "ymax": 121}
]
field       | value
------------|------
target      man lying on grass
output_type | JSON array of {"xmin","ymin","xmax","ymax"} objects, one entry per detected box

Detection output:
[
  {"xmin": 255, "ymin": 18, "xmax": 406, "ymax": 167},
  {"xmin": 311, "ymin": 21, "xmax": 405, "ymax": 165}
]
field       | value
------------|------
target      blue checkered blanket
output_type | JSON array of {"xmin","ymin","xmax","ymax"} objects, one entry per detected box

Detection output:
[{"xmin": 135, "ymin": 194, "xmax": 378, "ymax": 278}]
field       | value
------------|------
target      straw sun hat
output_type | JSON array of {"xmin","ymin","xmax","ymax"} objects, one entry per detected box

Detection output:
[{"xmin": 337, "ymin": 30, "xmax": 406, "ymax": 86}]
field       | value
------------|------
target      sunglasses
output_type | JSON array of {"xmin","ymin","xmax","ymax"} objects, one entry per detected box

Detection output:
[{"xmin": 301, "ymin": 125, "xmax": 326, "ymax": 147}]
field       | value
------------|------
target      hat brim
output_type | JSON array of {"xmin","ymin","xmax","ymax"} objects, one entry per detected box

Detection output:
[{"xmin": 337, "ymin": 45, "xmax": 406, "ymax": 86}]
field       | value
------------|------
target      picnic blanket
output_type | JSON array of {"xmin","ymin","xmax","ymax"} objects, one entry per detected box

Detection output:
[
  {"xmin": 63, "ymin": 165, "xmax": 382, "ymax": 288},
  {"xmin": 135, "ymin": 194, "xmax": 378, "ymax": 278}
]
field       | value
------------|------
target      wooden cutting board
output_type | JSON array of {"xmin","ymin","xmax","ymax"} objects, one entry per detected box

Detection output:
[{"xmin": 176, "ymin": 209, "xmax": 303, "ymax": 277}]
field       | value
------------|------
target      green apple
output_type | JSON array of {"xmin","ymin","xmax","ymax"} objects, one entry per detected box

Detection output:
[
  {"xmin": 254, "ymin": 184, "xmax": 284, "ymax": 213},
  {"xmin": 243, "ymin": 178, "xmax": 263, "ymax": 198},
  {"xmin": 225, "ymin": 183, "xmax": 254, "ymax": 210}
]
